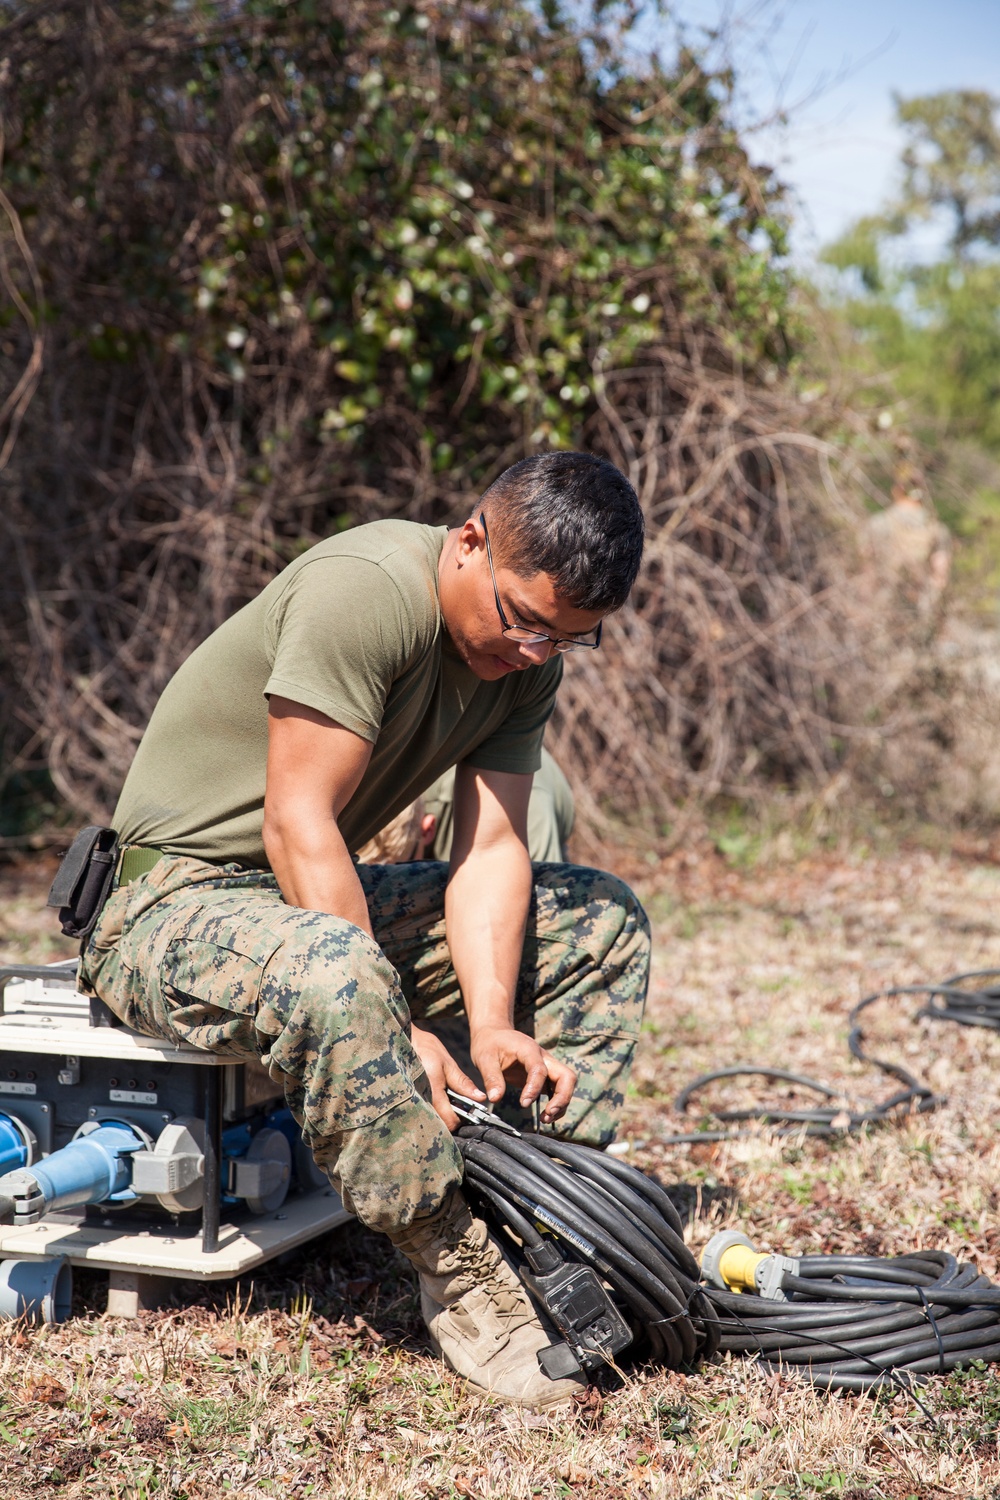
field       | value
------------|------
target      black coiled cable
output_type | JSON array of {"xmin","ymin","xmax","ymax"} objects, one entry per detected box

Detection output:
[
  {"xmin": 913, "ymin": 968, "xmax": 1000, "ymax": 1030},
  {"xmin": 456, "ymin": 1123, "xmax": 720, "ymax": 1369},
  {"xmin": 456, "ymin": 1122, "xmax": 1000, "ymax": 1391},
  {"xmin": 711, "ymin": 1250, "xmax": 1000, "ymax": 1391},
  {"xmin": 668, "ymin": 968, "xmax": 1000, "ymax": 1143}
]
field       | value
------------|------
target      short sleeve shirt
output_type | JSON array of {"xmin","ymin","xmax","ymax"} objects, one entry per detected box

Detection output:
[{"xmin": 113, "ymin": 520, "xmax": 562, "ymax": 865}]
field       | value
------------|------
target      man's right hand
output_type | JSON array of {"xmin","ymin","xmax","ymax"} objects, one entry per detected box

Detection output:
[
  {"xmin": 410, "ymin": 1024, "xmax": 488, "ymax": 1132},
  {"xmin": 470, "ymin": 1023, "xmax": 576, "ymax": 1126}
]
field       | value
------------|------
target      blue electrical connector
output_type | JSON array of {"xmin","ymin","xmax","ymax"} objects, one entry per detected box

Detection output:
[
  {"xmin": 0, "ymin": 1114, "xmax": 30, "ymax": 1176},
  {"xmin": 0, "ymin": 1120, "xmax": 145, "ymax": 1224}
]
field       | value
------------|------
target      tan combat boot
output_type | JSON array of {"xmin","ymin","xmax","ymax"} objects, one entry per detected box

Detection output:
[{"xmin": 392, "ymin": 1189, "xmax": 585, "ymax": 1408}]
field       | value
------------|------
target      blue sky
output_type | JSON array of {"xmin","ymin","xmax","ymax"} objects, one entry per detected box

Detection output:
[{"xmin": 642, "ymin": 0, "xmax": 1000, "ymax": 261}]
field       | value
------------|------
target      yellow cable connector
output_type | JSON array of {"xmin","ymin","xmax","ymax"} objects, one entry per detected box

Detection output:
[
  {"xmin": 718, "ymin": 1240, "xmax": 769, "ymax": 1293},
  {"xmin": 701, "ymin": 1230, "xmax": 799, "ymax": 1301}
]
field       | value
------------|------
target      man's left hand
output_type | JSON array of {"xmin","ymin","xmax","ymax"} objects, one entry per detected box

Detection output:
[
  {"xmin": 470, "ymin": 1025, "xmax": 576, "ymax": 1126},
  {"xmin": 410, "ymin": 1023, "xmax": 488, "ymax": 1133}
]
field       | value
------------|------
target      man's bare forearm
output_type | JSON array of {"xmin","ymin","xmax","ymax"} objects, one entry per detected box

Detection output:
[
  {"xmin": 445, "ymin": 836, "xmax": 574, "ymax": 1123},
  {"xmin": 264, "ymin": 812, "xmax": 373, "ymax": 936},
  {"xmin": 264, "ymin": 699, "xmax": 374, "ymax": 934},
  {"xmin": 444, "ymin": 835, "xmax": 532, "ymax": 1035}
]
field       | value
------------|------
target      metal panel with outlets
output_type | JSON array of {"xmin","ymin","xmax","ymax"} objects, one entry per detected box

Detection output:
[{"xmin": 0, "ymin": 965, "xmax": 353, "ymax": 1312}]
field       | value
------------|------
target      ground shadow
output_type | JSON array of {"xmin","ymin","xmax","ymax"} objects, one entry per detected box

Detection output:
[
  {"xmin": 70, "ymin": 1217, "xmax": 427, "ymax": 1348},
  {"xmin": 662, "ymin": 1179, "xmax": 740, "ymax": 1226}
]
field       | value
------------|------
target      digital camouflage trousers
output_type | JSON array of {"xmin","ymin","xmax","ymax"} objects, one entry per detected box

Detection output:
[{"xmin": 79, "ymin": 856, "xmax": 650, "ymax": 1236}]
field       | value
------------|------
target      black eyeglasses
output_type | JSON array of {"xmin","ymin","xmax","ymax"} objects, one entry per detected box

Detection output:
[{"xmin": 480, "ymin": 513, "xmax": 603, "ymax": 654}]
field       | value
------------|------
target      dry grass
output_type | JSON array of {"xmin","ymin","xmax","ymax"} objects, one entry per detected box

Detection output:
[{"xmin": 4, "ymin": 844, "xmax": 1000, "ymax": 1497}]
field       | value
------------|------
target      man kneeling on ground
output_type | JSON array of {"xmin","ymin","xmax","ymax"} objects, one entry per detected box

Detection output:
[{"xmin": 79, "ymin": 451, "xmax": 650, "ymax": 1407}]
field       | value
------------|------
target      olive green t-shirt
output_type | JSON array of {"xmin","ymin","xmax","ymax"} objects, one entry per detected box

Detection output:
[{"xmin": 113, "ymin": 520, "xmax": 562, "ymax": 865}]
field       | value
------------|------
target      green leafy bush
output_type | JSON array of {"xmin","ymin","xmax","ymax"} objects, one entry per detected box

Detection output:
[{"xmin": 0, "ymin": 0, "xmax": 866, "ymax": 836}]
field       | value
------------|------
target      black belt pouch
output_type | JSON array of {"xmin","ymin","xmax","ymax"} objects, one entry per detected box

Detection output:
[{"xmin": 46, "ymin": 826, "xmax": 120, "ymax": 940}]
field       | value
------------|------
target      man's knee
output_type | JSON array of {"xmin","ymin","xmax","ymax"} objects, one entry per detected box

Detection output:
[
  {"xmin": 591, "ymin": 869, "xmax": 650, "ymax": 945},
  {"xmin": 258, "ymin": 913, "xmax": 410, "ymax": 1033},
  {"xmin": 535, "ymin": 863, "xmax": 650, "ymax": 966}
]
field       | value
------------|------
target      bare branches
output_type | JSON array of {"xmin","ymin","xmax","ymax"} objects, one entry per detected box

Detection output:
[
  {"xmin": 0, "ymin": 0, "xmax": 905, "ymax": 840},
  {"xmin": 545, "ymin": 351, "xmax": 876, "ymax": 851},
  {"xmin": 0, "ymin": 176, "xmax": 44, "ymax": 473}
]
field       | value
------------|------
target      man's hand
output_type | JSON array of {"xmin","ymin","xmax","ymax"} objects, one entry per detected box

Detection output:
[
  {"xmin": 410, "ymin": 1024, "xmax": 488, "ymax": 1132},
  {"xmin": 470, "ymin": 1024, "xmax": 576, "ymax": 1126}
]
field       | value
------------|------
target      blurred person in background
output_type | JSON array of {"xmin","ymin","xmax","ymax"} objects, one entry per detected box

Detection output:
[{"xmin": 357, "ymin": 747, "xmax": 574, "ymax": 865}]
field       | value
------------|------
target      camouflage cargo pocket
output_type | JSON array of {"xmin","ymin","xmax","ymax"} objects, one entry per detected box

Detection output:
[{"xmin": 158, "ymin": 911, "xmax": 284, "ymax": 1056}]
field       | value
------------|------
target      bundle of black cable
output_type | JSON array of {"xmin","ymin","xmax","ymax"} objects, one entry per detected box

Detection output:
[
  {"xmin": 457, "ymin": 1122, "xmax": 1000, "ymax": 1393},
  {"xmin": 456, "ymin": 1124, "xmax": 720, "ymax": 1376},
  {"xmin": 709, "ymin": 1250, "xmax": 1000, "ymax": 1391}
]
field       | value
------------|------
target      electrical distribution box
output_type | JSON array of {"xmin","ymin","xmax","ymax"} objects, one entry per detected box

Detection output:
[{"xmin": 0, "ymin": 963, "xmax": 352, "ymax": 1317}]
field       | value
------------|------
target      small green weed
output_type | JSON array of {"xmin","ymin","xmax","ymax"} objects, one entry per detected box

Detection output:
[
  {"xmin": 782, "ymin": 1171, "xmax": 815, "ymax": 1206},
  {"xmin": 716, "ymin": 828, "xmax": 759, "ymax": 866},
  {"xmin": 166, "ymin": 1394, "xmax": 261, "ymax": 1439},
  {"xmin": 934, "ymin": 1360, "xmax": 1000, "ymax": 1450},
  {"xmin": 648, "ymin": 1398, "xmax": 695, "ymax": 1440}
]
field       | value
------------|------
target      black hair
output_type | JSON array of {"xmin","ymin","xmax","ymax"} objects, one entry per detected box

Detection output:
[{"xmin": 481, "ymin": 452, "xmax": 644, "ymax": 613}]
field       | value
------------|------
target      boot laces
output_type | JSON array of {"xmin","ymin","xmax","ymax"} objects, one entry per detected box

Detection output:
[{"xmin": 452, "ymin": 1236, "xmax": 531, "ymax": 1327}]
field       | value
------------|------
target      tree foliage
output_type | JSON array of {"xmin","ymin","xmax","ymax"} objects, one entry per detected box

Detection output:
[
  {"xmin": 896, "ymin": 90, "xmax": 1000, "ymax": 254},
  {"xmin": 3, "ymin": 0, "xmax": 792, "ymax": 457},
  {"xmin": 822, "ymin": 89, "xmax": 1000, "ymax": 453},
  {"xmin": 0, "ymin": 0, "xmax": 871, "ymax": 839}
]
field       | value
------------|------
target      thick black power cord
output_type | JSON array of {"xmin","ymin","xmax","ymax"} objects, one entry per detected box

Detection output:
[
  {"xmin": 710, "ymin": 1250, "xmax": 1000, "ymax": 1391},
  {"xmin": 455, "ymin": 1119, "xmax": 1000, "ymax": 1392},
  {"xmin": 456, "ymin": 1122, "xmax": 719, "ymax": 1372},
  {"xmin": 667, "ymin": 968, "xmax": 1000, "ymax": 1143}
]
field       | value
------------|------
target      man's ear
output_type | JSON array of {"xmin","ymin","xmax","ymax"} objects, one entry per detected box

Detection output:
[{"xmin": 454, "ymin": 515, "xmax": 485, "ymax": 565}]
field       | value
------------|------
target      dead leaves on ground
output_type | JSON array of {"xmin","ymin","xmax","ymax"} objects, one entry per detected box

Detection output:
[{"xmin": 21, "ymin": 1375, "xmax": 69, "ymax": 1406}]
